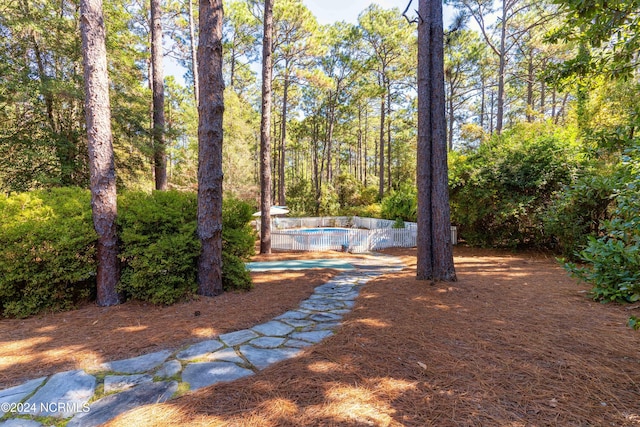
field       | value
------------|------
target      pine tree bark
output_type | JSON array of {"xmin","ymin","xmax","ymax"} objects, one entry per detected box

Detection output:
[
  {"xmin": 416, "ymin": 0, "xmax": 456, "ymax": 282},
  {"xmin": 80, "ymin": 0, "xmax": 120, "ymax": 306},
  {"xmin": 197, "ymin": 0, "xmax": 224, "ymax": 296},
  {"xmin": 259, "ymin": 0, "xmax": 274, "ymax": 254},
  {"xmin": 188, "ymin": 0, "xmax": 199, "ymax": 105},
  {"xmin": 151, "ymin": 0, "xmax": 167, "ymax": 190}
]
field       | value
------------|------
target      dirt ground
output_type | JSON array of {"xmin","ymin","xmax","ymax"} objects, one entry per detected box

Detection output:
[{"xmin": 4, "ymin": 247, "xmax": 640, "ymax": 426}]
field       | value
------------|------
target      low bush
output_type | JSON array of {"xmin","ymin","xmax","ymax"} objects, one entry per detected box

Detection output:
[
  {"xmin": 380, "ymin": 184, "xmax": 417, "ymax": 222},
  {"xmin": 449, "ymin": 122, "xmax": 581, "ymax": 247},
  {"xmin": 0, "ymin": 188, "xmax": 97, "ymax": 318},
  {"xmin": 117, "ymin": 191, "xmax": 200, "ymax": 304},
  {"xmin": 566, "ymin": 147, "xmax": 640, "ymax": 302},
  {"xmin": 0, "ymin": 188, "xmax": 256, "ymax": 317}
]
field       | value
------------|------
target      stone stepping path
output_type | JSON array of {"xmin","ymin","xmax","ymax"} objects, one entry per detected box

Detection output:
[{"xmin": 0, "ymin": 254, "xmax": 402, "ymax": 426}]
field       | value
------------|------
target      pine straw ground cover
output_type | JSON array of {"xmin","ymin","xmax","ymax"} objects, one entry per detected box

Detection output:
[{"xmin": 3, "ymin": 248, "xmax": 640, "ymax": 426}]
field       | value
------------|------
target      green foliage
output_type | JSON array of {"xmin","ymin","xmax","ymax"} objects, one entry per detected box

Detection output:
[
  {"xmin": 543, "ymin": 171, "xmax": 616, "ymax": 259},
  {"xmin": 118, "ymin": 192, "xmax": 256, "ymax": 303},
  {"xmin": 449, "ymin": 123, "xmax": 581, "ymax": 247},
  {"xmin": 221, "ymin": 196, "xmax": 255, "ymax": 292},
  {"xmin": 0, "ymin": 189, "xmax": 256, "ymax": 317},
  {"xmin": 380, "ymin": 184, "xmax": 417, "ymax": 222},
  {"xmin": 566, "ymin": 146, "xmax": 640, "ymax": 302},
  {"xmin": 117, "ymin": 191, "xmax": 200, "ymax": 304},
  {"xmin": 0, "ymin": 188, "xmax": 97, "ymax": 318},
  {"xmin": 318, "ymin": 185, "xmax": 340, "ymax": 216}
]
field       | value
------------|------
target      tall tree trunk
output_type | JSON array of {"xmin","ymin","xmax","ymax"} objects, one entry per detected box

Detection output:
[
  {"xmin": 197, "ymin": 0, "xmax": 224, "ymax": 296},
  {"xmin": 387, "ymin": 83, "xmax": 392, "ymax": 192},
  {"xmin": 378, "ymin": 92, "xmax": 385, "ymax": 200},
  {"xmin": 526, "ymin": 51, "xmax": 534, "ymax": 122},
  {"xmin": 151, "ymin": 0, "xmax": 167, "ymax": 190},
  {"xmin": 417, "ymin": 0, "xmax": 456, "ymax": 282},
  {"xmin": 496, "ymin": 0, "xmax": 507, "ymax": 134},
  {"xmin": 448, "ymin": 81, "xmax": 454, "ymax": 150},
  {"xmin": 80, "ymin": 0, "xmax": 120, "ymax": 306},
  {"xmin": 259, "ymin": 0, "xmax": 274, "ymax": 254},
  {"xmin": 480, "ymin": 74, "xmax": 486, "ymax": 131},
  {"xmin": 325, "ymin": 92, "xmax": 336, "ymax": 184},
  {"xmin": 278, "ymin": 70, "xmax": 289, "ymax": 206},
  {"xmin": 364, "ymin": 106, "xmax": 368, "ymax": 187},
  {"xmin": 188, "ymin": 0, "xmax": 199, "ymax": 105}
]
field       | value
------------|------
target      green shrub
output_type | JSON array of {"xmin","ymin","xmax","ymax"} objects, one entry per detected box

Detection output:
[
  {"xmin": 0, "ymin": 188, "xmax": 256, "ymax": 316},
  {"xmin": 543, "ymin": 172, "xmax": 616, "ymax": 259},
  {"xmin": 566, "ymin": 147, "xmax": 640, "ymax": 302},
  {"xmin": 449, "ymin": 122, "xmax": 581, "ymax": 247},
  {"xmin": 117, "ymin": 191, "xmax": 200, "ymax": 304},
  {"xmin": 221, "ymin": 196, "xmax": 255, "ymax": 292},
  {"xmin": 380, "ymin": 184, "xmax": 417, "ymax": 222},
  {"xmin": 0, "ymin": 188, "xmax": 97, "ymax": 318},
  {"xmin": 118, "ymin": 192, "xmax": 256, "ymax": 304}
]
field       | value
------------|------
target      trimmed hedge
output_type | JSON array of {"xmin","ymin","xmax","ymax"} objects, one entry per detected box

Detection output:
[{"xmin": 0, "ymin": 188, "xmax": 255, "ymax": 317}]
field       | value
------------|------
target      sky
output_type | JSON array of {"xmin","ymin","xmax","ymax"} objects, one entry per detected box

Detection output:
[
  {"xmin": 166, "ymin": 0, "xmax": 453, "ymax": 85},
  {"xmin": 301, "ymin": 0, "xmax": 405, "ymax": 25}
]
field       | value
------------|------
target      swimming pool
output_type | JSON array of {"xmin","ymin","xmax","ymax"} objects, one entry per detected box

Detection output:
[{"xmin": 274, "ymin": 227, "xmax": 388, "ymax": 252}]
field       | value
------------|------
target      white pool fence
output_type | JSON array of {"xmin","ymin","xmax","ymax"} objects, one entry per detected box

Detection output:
[{"xmin": 254, "ymin": 216, "xmax": 457, "ymax": 253}]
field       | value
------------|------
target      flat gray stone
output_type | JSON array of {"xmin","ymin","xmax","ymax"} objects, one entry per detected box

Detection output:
[
  {"xmin": 279, "ymin": 318, "xmax": 316, "ymax": 328},
  {"xmin": 66, "ymin": 381, "xmax": 177, "ymax": 427},
  {"xmin": 284, "ymin": 339, "xmax": 313, "ymax": 348},
  {"xmin": 238, "ymin": 346, "xmax": 301, "ymax": 370},
  {"xmin": 155, "ymin": 360, "xmax": 182, "ymax": 379},
  {"xmin": 206, "ymin": 348, "xmax": 245, "ymax": 364},
  {"xmin": 275, "ymin": 310, "xmax": 309, "ymax": 320},
  {"xmin": 251, "ymin": 320, "xmax": 295, "ymax": 337},
  {"xmin": 182, "ymin": 362, "xmax": 253, "ymax": 390},
  {"xmin": 310, "ymin": 312, "xmax": 342, "ymax": 322},
  {"xmin": 176, "ymin": 340, "xmax": 224, "ymax": 361},
  {"xmin": 0, "ymin": 419, "xmax": 42, "ymax": 427},
  {"xmin": 326, "ymin": 291, "xmax": 360, "ymax": 301},
  {"xmin": 0, "ymin": 377, "xmax": 47, "ymax": 416},
  {"xmin": 289, "ymin": 330, "xmax": 334, "ymax": 344},
  {"xmin": 218, "ymin": 329, "xmax": 259, "ymax": 347},
  {"xmin": 303, "ymin": 322, "xmax": 341, "ymax": 332},
  {"xmin": 101, "ymin": 350, "xmax": 172, "ymax": 374},
  {"xmin": 249, "ymin": 337, "xmax": 287, "ymax": 348},
  {"xmin": 103, "ymin": 374, "xmax": 153, "ymax": 393},
  {"xmin": 22, "ymin": 370, "xmax": 95, "ymax": 417},
  {"xmin": 314, "ymin": 283, "xmax": 355, "ymax": 294},
  {"xmin": 299, "ymin": 300, "xmax": 345, "ymax": 311}
]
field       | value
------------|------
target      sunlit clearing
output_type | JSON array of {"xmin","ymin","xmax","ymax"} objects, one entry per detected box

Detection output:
[
  {"xmin": 35, "ymin": 325, "xmax": 57, "ymax": 333},
  {"xmin": 0, "ymin": 336, "xmax": 52, "ymax": 354},
  {"xmin": 261, "ymin": 398, "xmax": 300, "ymax": 418},
  {"xmin": 317, "ymin": 385, "xmax": 397, "ymax": 426},
  {"xmin": 114, "ymin": 326, "xmax": 148, "ymax": 333},
  {"xmin": 308, "ymin": 361, "xmax": 342, "ymax": 373},
  {"xmin": 353, "ymin": 318, "xmax": 390, "ymax": 328},
  {"xmin": 191, "ymin": 327, "xmax": 217, "ymax": 338}
]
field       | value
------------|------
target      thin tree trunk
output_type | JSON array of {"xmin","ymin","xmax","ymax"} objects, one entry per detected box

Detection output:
[
  {"xmin": 80, "ymin": 0, "xmax": 120, "ymax": 306},
  {"xmin": 259, "ymin": 0, "xmax": 274, "ymax": 254},
  {"xmin": 526, "ymin": 51, "xmax": 534, "ymax": 122},
  {"xmin": 197, "ymin": 0, "xmax": 224, "ymax": 296},
  {"xmin": 387, "ymin": 83, "xmax": 392, "ymax": 193},
  {"xmin": 278, "ymin": 71, "xmax": 289, "ymax": 206},
  {"xmin": 364, "ymin": 106, "xmax": 368, "ymax": 187},
  {"xmin": 378, "ymin": 92, "xmax": 385, "ymax": 200},
  {"xmin": 480, "ymin": 74, "xmax": 485, "ymax": 131},
  {"xmin": 188, "ymin": 0, "xmax": 199, "ymax": 105},
  {"xmin": 151, "ymin": 0, "xmax": 167, "ymax": 190},
  {"xmin": 496, "ymin": 0, "xmax": 507, "ymax": 134},
  {"xmin": 325, "ymin": 92, "xmax": 335, "ymax": 184}
]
